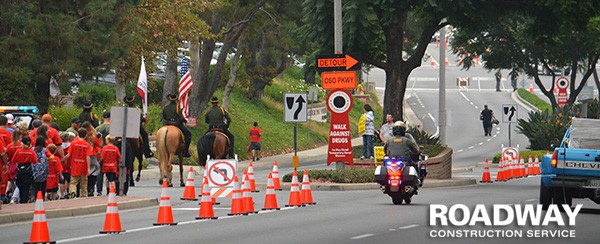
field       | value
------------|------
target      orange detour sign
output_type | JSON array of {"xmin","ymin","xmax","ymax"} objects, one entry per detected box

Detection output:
[
  {"xmin": 321, "ymin": 71, "xmax": 357, "ymax": 90},
  {"xmin": 316, "ymin": 54, "xmax": 361, "ymax": 73}
]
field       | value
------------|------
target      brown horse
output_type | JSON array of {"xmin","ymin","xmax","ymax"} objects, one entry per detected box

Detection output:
[
  {"xmin": 155, "ymin": 125, "xmax": 186, "ymax": 187},
  {"xmin": 128, "ymin": 138, "xmax": 144, "ymax": 184},
  {"xmin": 197, "ymin": 129, "xmax": 231, "ymax": 167}
]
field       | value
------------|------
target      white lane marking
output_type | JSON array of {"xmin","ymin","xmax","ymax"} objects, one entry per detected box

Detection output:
[
  {"xmin": 389, "ymin": 228, "xmax": 397, "ymax": 231},
  {"xmin": 399, "ymin": 224, "xmax": 419, "ymax": 230},
  {"xmin": 478, "ymin": 142, "xmax": 484, "ymax": 145},
  {"xmin": 350, "ymin": 234, "xmax": 375, "ymax": 240},
  {"xmin": 525, "ymin": 199, "xmax": 536, "ymax": 202},
  {"xmin": 468, "ymin": 146, "xmax": 475, "ymax": 149},
  {"xmin": 457, "ymin": 149, "xmax": 464, "ymax": 153},
  {"xmin": 486, "ymin": 139, "xmax": 491, "ymax": 142},
  {"xmin": 173, "ymin": 207, "xmax": 230, "ymax": 211},
  {"xmin": 427, "ymin": 113, "xmax": 440, "ymax": 137},
  {"xmin": 58, "ymin": 234, "xmax": 105, "ymax": 243},
  {"xmin": 459, "ymin": 91, "xmax": 470, "ymax": 102}
]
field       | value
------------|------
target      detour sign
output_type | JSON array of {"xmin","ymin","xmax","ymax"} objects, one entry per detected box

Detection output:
[{"xmin": 321, "ymin": 71, "xmax": 357, "ymax": 90}]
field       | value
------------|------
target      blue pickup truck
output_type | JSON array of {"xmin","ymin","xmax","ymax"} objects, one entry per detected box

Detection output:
[{"xmin": 540, "ymin": 118, "xmax": 600, "ymax": 208}]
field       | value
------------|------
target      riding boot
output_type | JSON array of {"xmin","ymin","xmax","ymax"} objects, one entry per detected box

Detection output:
[
  {"xmin": 140, "ymin": 127, "xmax": 153, "ymax": 158},
  {"xmin": 179, "ymin": 124, "xmax": 192, "ymax": 158},
  {"xmin": 225, "ymin": 130, "xmax": 235, "ymax": 158}
]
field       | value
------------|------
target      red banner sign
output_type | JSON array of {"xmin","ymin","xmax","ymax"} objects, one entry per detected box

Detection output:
[
  {"xmin": 326, "ymin": 89, "xmax": 354, "ymax": 166},
  {"xmin": 556, "ymin": 77, "xmax": 569, "ymax": 107}
]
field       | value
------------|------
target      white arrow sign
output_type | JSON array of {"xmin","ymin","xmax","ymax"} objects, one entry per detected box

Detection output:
[
  {"xmin": 284, "ymin": 93, "xmax": 308, "ymax": 123},
  {"xmin": 502, "ymin": 104, "xmax": 518, "ymax": 123}
]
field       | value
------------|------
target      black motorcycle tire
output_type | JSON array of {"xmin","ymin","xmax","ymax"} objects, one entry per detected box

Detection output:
[
  {"xmin": 392, "ymin": 195, "xmax": 403, "ymax": 205},
  {"xmin": 404, "ymin": 197, "xmax": 412, "ymax": 205}
]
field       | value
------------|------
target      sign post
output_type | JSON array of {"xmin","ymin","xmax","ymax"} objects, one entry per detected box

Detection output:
[
  {"xmin": 109, "ymin": 106, "xmax": 140, "ymax": 196},
  {"xmin": 284, "ymin": 93, "xmax": 308, "ymax": 170},
  {"xmin": 326, "ymin": 89, "xmax": 353, "ymax": 168},
  {"xmin": 556, "ymin": 77, "xmax": 569, "ymax": 107},
  {"xmin": 502, "ymin": 104, "xmax": 518, "ymax": 147}
]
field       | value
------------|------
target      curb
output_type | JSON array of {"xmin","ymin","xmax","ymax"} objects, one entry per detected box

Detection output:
[
  {"xmin": 253, "ymin": 178, "xmax": 477, "ymax": 191},
  {"xmin": 512, "ymin": 91, "xmax": 539, "ymax": 113},
  {"xmin": 0, "ymin": 197, "xmax": 158, "ymax": 225}
]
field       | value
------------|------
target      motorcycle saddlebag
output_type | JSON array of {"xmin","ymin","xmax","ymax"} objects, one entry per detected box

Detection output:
[
  {"xmin": 374, "ymin": 165, "xmax": 388, "ymax": 185},
  {"xmin": 402, "ymin": 166, "xmax": 418, "ymax": 183}
]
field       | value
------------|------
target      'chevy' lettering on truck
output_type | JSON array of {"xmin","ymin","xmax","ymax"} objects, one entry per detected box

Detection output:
[{"xmin": 560, "ymin": 161, "xmax": 600, "ymax": 170}]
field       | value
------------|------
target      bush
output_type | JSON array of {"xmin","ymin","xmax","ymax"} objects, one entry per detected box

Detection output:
[
  {"xmin": 73, "ymin": 83, "xmax": 117, "ymax": 109},
  {"xmin": 282, "ymin": 167, "xmax": 375, "ymax": 183},
  {"xmin": 491, "ymin": 150, "xmax": 548, "ymax": 164},
  {"xmin": 407, "ymin": 127, "xmax": 441, "ymax": 145},
  {"xmin": 573, "ymin": 99, "xmax": 599, "ymax": 119},
  {"xmin": 517, "ymin": 88, "xmax": 553, "ymax": 112},
  {"xmin": 516, "ymin": 106, "xmax": 572, "ymax": 150},
  {"xmin": 48, "ymin": 106, "xmax": 81, "ymax": 130}
]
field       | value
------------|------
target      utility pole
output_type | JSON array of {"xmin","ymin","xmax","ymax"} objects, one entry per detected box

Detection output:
[
  {"xmin": 334, "ymin": 0, "xmax": 343, "ymax": 54},
  {"xmin": 438, "ymin": 26, "xmax": 447, "ymax": 145}
]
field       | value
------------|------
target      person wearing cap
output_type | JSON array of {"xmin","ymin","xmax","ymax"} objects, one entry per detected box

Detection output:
[
  {"xmin": 161, "ymin": 94, "xmax": 192, "ymax": 157},
  {"xmin": 66, "ymin": 117, "xmax": 80, "ymax": 135},
  {"xmin": 95, "ymin": 111, "xmax": 111, "ymax": 146},
  {"xmin": 61, "ymin": 128, "xmax": 93, "ymax": 198},
  {"xmin": 124, "ymin": 95, "xmax": 153, "ymax": 158},
  {"xmin": 4, "ymin": 114, "xmax": 14, "ymax": 133},
  {"xmin": 79, "ymin": 102, "xmax": 99, "ymax": 127},
  {"xmin": 29, "ymin": 114, "xmax": 64, "ymax": 158},
  {"xmin": 205, "ymin": 96, "xmax": 235, "ymax": 158}
]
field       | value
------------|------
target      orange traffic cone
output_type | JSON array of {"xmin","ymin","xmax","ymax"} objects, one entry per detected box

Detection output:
[
  {"xmin": 529, "ymin": 82, "xmax": 534, "ymax": 93},
  {"xmin": 181, "ymin": 167, "xmax": 197, "ymax": 201},
  {"xmin": 435, "ymin": 35, "xmax": 439, "ymax": 47},
  {"xmin": 445, "ymin": 57, "xmax": 449, "ymax": 66},
  {"xmin": 24, "ymin": 191, "xmax": 54, "ymax": 244},
  {"xmin": 272, "ymin": 161, "xmax": 282, "ymax": 191},
  {"xmin": 430, "ymin": 57, "xmax": 436, "ymax": 67},
  {"xmin": 480, "ymin": 159, "xmax": 492, "ymax": 183},
  {"xmin": 200, "ymin": 169, "xmax": 219, "ymax": 205},
  {"xmin": 526, "ymin": 155, "xmax": 534, "ymax": 176},
  {"xmin": 100, "ymin": 183, "xmax": 124, "ymax": 234},
  {"xmin": 228, "ymin": 176, "xmax": 246, "ymax": 216},
  {"xmin": 495, "ymin": 158, "xmax": 504, "ymax": 182},
  {"xmin": 534, "ymin": 155, "xmax": 541, "ymax": 175},
  {"xmin": 301, "ymin": 169, "xmax": 317, "ymax": 205},
  {"xmin": 197, "ymin": 177, "xmax": 218, "ymax": 219},
  {"xmin": 154, "ymin": 180, "xmax": 177, "ymax": 226},
  {"xmin": 242, "ymin": 173, "xmax": 257, "ymax": 214},
  {"xmin": 262, "ymin": 173, "xmax": 280, "ymax": 210},
  {"xmin": 519, "ymin": 156, "xmax": 527, "ymax": 177},
  {"xmin": 286, "ymin": 170, "xmax": 304, "ymax": 207},
  {"xmin": 248, "ymin": 162, "xmax": 258, "ymax": 192}
]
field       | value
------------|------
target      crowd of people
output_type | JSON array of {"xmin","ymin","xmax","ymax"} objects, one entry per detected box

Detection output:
[{"xmin": 0, "ymin": 106, "xmax": 135, "ymax": 208}]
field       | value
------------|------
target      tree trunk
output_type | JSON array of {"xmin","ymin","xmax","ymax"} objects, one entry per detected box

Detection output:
[
  {"xmin": 115, "ymin": 69, "xmax": 126, "ymax": 103},
  {"xmin": 36, "ymin": 74, "xmax": 51, "ymax": 113},
  {"xmin": 162, "ymin": 53, "xmax": 178, "ymax": 105},
  {"xmin": 222, "ymin": 39, "xmax": 243, "ymax": 110}
]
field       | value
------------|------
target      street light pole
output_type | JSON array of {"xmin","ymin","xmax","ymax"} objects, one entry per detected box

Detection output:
[
  {"xmin": 438, "ymin": 26, "xmax": 447, "ymax": 145},
  {"xmin": 334, "ymin": 0, "xmax": 343, "ymax": 54}
]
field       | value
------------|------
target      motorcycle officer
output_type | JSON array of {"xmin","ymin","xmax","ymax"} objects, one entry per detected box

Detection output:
[{"xmin": 384, "ymin": 121, "xmax": 420, "ymax": 166}]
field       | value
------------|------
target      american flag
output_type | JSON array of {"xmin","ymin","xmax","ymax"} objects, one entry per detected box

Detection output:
[{"xmin": 179, "ymin": 57, "xmax": 193, "ymax": 119}]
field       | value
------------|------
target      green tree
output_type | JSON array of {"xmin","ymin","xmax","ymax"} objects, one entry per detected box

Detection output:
[{"xmin": 452, "ymin": 1, "xmax": 600, "ymax": 111}]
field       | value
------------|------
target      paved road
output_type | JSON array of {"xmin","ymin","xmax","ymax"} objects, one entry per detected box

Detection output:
[{"xmin": 3, "ymin": 43, "xmax": 599, "ymax": 244}]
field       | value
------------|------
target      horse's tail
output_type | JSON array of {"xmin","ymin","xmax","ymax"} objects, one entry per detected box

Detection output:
[{"xmin": 197, "ymin": 132, "xmax": 215, "ymax": 167}]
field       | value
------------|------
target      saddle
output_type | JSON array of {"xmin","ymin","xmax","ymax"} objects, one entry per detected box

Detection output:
[{"xmin": 208, "ymin": 128, "xmax": 230, "ymax": 145}]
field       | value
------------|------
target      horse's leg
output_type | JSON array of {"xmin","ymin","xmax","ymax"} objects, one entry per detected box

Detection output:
[
  {"xmin": 179, "ymin": 154, "xmax": 185, "ymax": 187},
  {"xmin": 135, "ymin": 153, "xmax": 143, "ymax": 182},
  {"xmin": 167, "ymin": 153, "xmax": 174, "ymax": 187}
]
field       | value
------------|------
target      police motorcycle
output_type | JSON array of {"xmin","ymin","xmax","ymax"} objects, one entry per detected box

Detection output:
[{"xmin": 374, "ymin": 154, "xmax": 428, "ymax": 204}]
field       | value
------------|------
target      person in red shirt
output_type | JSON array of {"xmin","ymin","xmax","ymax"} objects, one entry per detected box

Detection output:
[
  {"xmin": 29, "ymin": 114, "xmax": 64, "ymax": 157},
  {"xmin": 249, "ymin": 122, "xmax": 262, "ymax": 161},
  {"xmin": 0, "ymin": 115, "xmax": 12, "ymax": 146},
  {"xmin": 12, "ymin": 137, "xmax": 37, "ymax": 203},
  {"xmin": 100, "ymin": 135, "xmax": 121, "ymax": 194},
  {"xmin": 62, "ymin": 128, "xmax": 92, "ymax": 198},
  {"xmin": 45, "ymin": 144, "xmax": 63, "ymax": 201},
  {"xmin": 59, "ymin": 132, "xmax": 76, "ymax": 199}
]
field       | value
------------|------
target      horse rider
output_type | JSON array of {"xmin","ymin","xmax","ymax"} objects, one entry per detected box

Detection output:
[
  {"xmin": 161, "ymin": 94, "xmax": 192, "ymax": 157},
  {"xmin": 124, "ymin": 95, "xmax": 153, "ymax": 158},
  {"xmin": 205, "ymin": 96, "xmax": 235, "ymax": 158},
  {"xmin": 79, "ymin": 102, "xmax": 99, "ymax": 127}
]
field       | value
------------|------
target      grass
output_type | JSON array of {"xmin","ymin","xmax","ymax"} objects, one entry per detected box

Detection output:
[{"xmin": 517, "ymin": 88, "xmax": 552, "ymax": 112}]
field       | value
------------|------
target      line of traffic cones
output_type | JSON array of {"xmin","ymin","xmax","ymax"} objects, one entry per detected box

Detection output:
[
  {"xmin": 100, "ymin": 183, "xmax": 124, "ymax": 234},
  {"xmin": 24, "ymin": 191, "xmax": 55, "ymax": 244},
  {"xmin": 301, "ymin": 169, "xmax": 317, "ymax": 205},
  {"xmin": 181, "ymin": 167, "xmax": 197, "ymax": 201},
  {"xmin": 154, "ymin": 180, "xmax": 177, "ymax": 226},
  {"xmin": 489, "ymin": 155, "xmax": 541, "ymax": 183}
]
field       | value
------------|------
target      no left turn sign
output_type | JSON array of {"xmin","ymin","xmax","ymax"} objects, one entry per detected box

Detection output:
[{"xmin": 207, "ymin": 160, "xmax": 237, "ymax": 188}]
